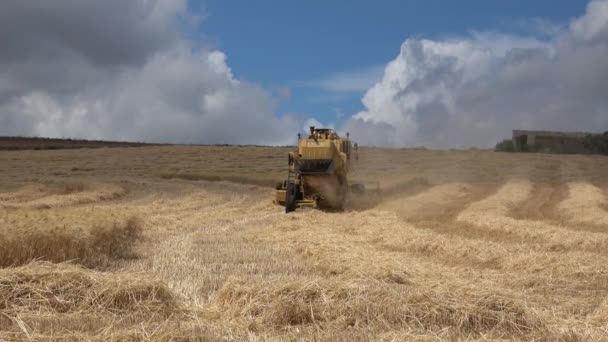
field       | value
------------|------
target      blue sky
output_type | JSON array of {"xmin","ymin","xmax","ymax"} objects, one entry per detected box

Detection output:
[{"xmin": 190, "ymin": 0, "xmax": 588, "ymax": 126}]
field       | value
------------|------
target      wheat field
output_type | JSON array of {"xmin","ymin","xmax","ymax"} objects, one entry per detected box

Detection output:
[{"xmin": 1, "ymin": 145, "xmax": 608, "ymax": 341}]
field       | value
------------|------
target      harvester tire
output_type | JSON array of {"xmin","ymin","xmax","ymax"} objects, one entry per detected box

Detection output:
[{"xmin": 285, "ymin": 182, "xmax": 298, "ymax": 213}]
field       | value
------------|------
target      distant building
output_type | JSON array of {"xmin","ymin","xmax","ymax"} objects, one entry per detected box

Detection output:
[{"xmin": 512, "ymin": 130, "xmax": 590, "ymax": 154}]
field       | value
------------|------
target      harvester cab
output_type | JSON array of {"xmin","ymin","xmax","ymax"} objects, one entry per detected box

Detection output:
[{"xmin": 275, "ymin": 127, "xmax": 372, "ymax": 213}]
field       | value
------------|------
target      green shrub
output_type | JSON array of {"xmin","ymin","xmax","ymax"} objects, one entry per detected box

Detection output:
[
  {"xmin": 496, "ymin": 139, "xmax": 542, "ymax": 153},
  {"xmin": 495, "ymin": 139, "xmax": 516, "ymax": 152},
  {"xmin": 583, "ymin": 132, "xmax": 608, "ymax": 155}
]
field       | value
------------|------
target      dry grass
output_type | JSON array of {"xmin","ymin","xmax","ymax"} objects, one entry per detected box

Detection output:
[
  {"xmin": 0, "ymin": 262, "xmax": 217, "ymax": 341},
  {"xmin": 208, "ymin": 278, "xmax": 545, "ymax": 338},
  {"xmin": 558, "ymin": 182, "xmax": 608, "ymax": 225},
  {"xmin": 0, "ymin": 182, "xmax": 126, "ymax": 209},
  {"xmin": 1, "ymin": 146, "xmax": 608, "ymax": 340},
  {"xmin": 0, "ymin": 217, "xmax": 142, "ymax": 268},
  {"xmin": 160, "ymin": 172, "xmax": 277, "ymax": 187}
]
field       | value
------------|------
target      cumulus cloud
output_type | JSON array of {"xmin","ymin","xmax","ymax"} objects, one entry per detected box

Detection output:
[
  {"xmin": 302, "ymin": 118, "xmax": 335, "ymax": 134},
  {"xmin": 0, "ymin": 0, "xmax": 300, "ymax": 145},
  {"xmin": 312, "ymin": 65, "xmax": 385, "ymax": 92},
  {"xmin": 347, "ymin": 0, "xmax": 608, "ymax": 148}
]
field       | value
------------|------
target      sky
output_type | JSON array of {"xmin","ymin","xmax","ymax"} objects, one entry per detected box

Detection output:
[
  {"xmin": 197, "ymin": 0, "xmax": 588, "ymax": 126},
  {"xmin": 0, "ymin": 0, "xmax": 606, "ymax": 148}
]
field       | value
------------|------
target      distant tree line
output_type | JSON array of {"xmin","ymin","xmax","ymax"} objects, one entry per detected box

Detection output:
[
  {"xmin": 495, "ymin": 139, "xmax": 542, "ymax": 153},
  {"xmin": 582, "ymin": 132, "xmax": 608, "ymax": 155},
  {"xmin": 0, "ymin": 136, "xmax": 156, "ymax": 151}
]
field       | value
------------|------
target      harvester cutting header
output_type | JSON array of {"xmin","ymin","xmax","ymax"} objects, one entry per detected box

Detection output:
[{"xmin": 276, "ymin": 126, "xmax": 376, "ymax": 213}]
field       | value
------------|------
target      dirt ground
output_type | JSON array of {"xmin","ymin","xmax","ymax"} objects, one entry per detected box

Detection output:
[{"xmin": 1, "ymin": 145, "xmax": 608, "ymax": 340}]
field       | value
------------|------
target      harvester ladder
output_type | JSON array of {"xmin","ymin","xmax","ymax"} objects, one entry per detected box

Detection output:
[{"xmin": 287, "ymin": 169, "xmax": 296, "ymax": 185}]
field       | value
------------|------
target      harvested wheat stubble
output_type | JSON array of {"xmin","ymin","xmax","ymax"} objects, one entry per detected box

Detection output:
[
  {"xmin": 590, "ymin": 298, "xmax": 608, "ymax": 328},
  {"xmin": 378, "ymin": 182, "xmax": 472, "ymax": 220},
  {"xmin": 0, "ymin": 262, "xmax": 227, "ymax": 341},
  {"xmin": 3, "ymin": 146, "xmax": 608, "ymax": 340},
  {"xmin": 458, "ymin": 179, "xmax": 608, "ymax": 252},
  {"xmin": 510, "ymin": 183, "xmax": 567, "ymax": 221},
  {"xmin": 0, "ymin": 184, "xmax": 47, "ymax": 203},
  {"xmin": 0, "ymin": 216, "xmax": 142, "ymax": 268},
  {"xmin": 252, "ymin": 207, "xmax": 608, "ymax": 326},
  {"xmin": 0, "ymin": 182, "xmax": 126, "ymax": 209}
]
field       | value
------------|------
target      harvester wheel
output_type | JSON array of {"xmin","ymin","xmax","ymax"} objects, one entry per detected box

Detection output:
[
  {"xmin": 285, "ymin": 182, "xmax": 298, "ymax": 213},
  {"xmin": 335, "ymin": 199, "xmax": 345, "ymax": 212},
  {"xmin": 350, "ymin": 183, "xmax": 366, "ymax": 195}
]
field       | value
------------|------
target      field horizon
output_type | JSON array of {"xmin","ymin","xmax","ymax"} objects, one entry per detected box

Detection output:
[{"xmin": 0, "ymin": 135, "xmax": 502, "ymax": 152}]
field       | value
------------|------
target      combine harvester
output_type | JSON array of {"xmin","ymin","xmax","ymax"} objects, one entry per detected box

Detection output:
[{"xmin": 275, "ymin": 127, "xmax": 379, "ymax": 213}]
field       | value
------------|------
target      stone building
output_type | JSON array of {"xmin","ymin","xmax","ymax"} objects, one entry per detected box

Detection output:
[{"xmin": 512, "ymin": 130, "xmax": 590, "ymax": 154}]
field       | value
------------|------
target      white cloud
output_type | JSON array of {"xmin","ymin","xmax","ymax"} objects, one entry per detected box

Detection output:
[
  {"xmin": 302, "ymin": 118, "xmax": 334, "ymax": 135},
  {"xmin": 571, "ymin": 0, "xmax": 608, "ymax": 41},
  {"xmin": 310, "ymin": 65, "xmax": 385, "ymax": 92},
  {"xmin": 347, "ymin": 0, "xmax": 608, "ymax": 148},
  {"xmin": 0, "ymin": 0, "xmax": 299, "ymax": 145}
]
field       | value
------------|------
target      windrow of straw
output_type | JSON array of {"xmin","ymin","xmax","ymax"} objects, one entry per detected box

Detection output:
[
  {"xmin": 558, "ymin": 182, "xmax": 608, "ymax": 225},
  {"xmin": 457, "ymin": 179, "xmax": 608, "ymax": 252},
  {"xmin": 206, "ymin": 278, "xmax": 546, "ymax": 339},
  {"xmin": 0, "ymin": 262, "xmax": 216, "ymax": 341}
]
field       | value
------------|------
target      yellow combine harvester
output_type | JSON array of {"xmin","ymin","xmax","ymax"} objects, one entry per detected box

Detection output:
[{"xmin": 276, "ymin": 126, "xmax": 372, "ymax": 213}]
